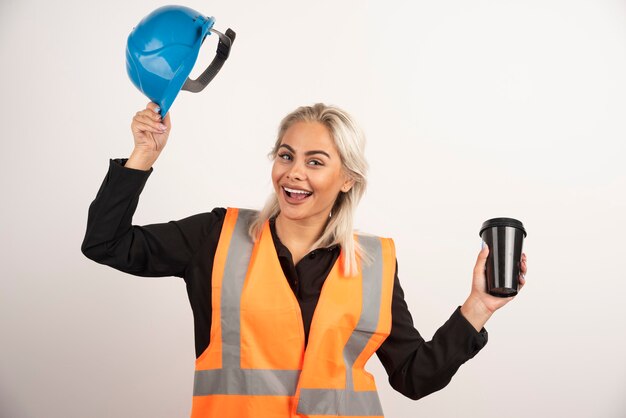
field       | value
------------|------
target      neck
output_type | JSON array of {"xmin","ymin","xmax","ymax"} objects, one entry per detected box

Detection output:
[{"xmin": 275, "ymin": 213, "xmax": 328, "ymax": 263}]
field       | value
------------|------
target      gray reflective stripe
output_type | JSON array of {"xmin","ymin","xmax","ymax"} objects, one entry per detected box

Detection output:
[
  {"xmin": 297, "ymin": 388, "xmax": 383, "ymax": 416},
  {"xmin": 220, "ymin": 209, "xmax": 256, "ymax": 368},
  {"xmin": 297, "ymin": 235, "xmax": 385, "ymax": 416},
  {"xmin": 344, "ymin": 236, "xmax": 383, "ymax": 390},
  {"xmin": 194, "ymin": 369, "xmax": 300, "ymax": 396},
  {"xmin": 194, "ymin": 209, "xmax": 300, "ymax": 398},
  {"xmin": 196, "ymin": 215, "xmax": 386, "ymax": 413}
]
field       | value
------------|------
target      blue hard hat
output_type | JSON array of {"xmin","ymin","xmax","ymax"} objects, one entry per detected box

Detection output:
[{"xmin": 126, "ymin": 5, "xmax": 235, "ymax": 117}]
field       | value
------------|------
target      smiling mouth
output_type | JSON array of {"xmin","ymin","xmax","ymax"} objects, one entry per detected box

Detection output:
[{"xmin": 283, "ymin": 186, "xmax": 313, "ymax": 201}]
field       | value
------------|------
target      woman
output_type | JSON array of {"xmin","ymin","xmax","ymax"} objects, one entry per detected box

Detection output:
[{"xmin": 82, "ymin": 102, "xmax": 528, "ymax": 417}]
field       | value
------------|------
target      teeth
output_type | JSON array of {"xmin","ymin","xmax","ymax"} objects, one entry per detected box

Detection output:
[{"xmin": 284, "ymin": 186, "xmax": 312, "ymax": 195}]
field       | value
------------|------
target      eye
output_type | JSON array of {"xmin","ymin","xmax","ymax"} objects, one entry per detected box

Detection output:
[
  {"xmin": 277, "ymin": 153, "xmax": 292, "ymax": 161},
  {"xmin": 307, "ymin": 159, "xmax": 324, "ymax": 166}
]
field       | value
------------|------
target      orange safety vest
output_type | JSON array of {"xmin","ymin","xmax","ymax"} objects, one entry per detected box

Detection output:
[{"xmin": 191, "ymin": 208, "xmax": 396, "ymax": 418}]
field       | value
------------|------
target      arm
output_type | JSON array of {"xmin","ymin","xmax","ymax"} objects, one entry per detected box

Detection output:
[
  {"xmin": 376, "ymin": 263, "xmax": 488, "ymax": 400},
  {"xmin": 81, "ymin": 102, "xmax": 226, "ymax": 277},
  {"xmin": 80, "ymin": 158, "xmax": 225, "ymax": 278},
  {"xmin": 377, "ymin": 247, "xmax": 528, "ymax": 400}
]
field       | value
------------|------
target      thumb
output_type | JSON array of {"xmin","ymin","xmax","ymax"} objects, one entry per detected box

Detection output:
[{"xmin": 473, "ymin": 244, "xmax": 489, "ymax": 278}]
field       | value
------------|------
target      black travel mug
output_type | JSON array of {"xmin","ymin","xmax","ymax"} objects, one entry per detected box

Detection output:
[{"xmin": 479, "ymin": 218, "xmax": 527, "ymax": 297}]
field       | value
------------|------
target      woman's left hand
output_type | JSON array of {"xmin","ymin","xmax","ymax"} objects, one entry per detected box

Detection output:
[
  {"xmin": 461, "ymin": 245, "xmax": 527, "ymax": 331},
  {"xmin": 471, "ymin": 245, "xmax": 528, "ymax": 314}
]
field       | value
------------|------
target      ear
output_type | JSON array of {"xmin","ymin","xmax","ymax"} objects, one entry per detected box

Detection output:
[{"xmin": 341, "ymin": 177, "xmax": 355, "ymax": 193}]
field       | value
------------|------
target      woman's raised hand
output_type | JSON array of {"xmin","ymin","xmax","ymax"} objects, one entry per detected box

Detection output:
[
  {"xmin": 460, "ymin": 245, "xmax": 528, "ymax": 331},
  {"xmin": 127, "ymin": 102, "xmax": 172, "ymax": 170}
]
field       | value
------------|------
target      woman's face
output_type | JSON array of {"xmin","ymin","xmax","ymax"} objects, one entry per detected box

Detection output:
[{"xmin": 272, "ymin": 121, "xmax": 354, "ymax": 225}]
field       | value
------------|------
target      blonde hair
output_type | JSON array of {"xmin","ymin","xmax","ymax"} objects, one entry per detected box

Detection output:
[{"xmin": 249, "ymin": 103, "xmax": 369, "ymax": 276}]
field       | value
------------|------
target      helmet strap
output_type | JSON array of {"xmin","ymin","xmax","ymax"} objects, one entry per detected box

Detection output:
[{"xmin": 181, "ymin": 28, "xmax": 236, "ymax": 93}]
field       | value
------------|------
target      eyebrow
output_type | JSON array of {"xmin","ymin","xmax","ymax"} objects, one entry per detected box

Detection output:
[{"xmin": 278, "ymin": 144, "xmax": 331, "ymax": 159}]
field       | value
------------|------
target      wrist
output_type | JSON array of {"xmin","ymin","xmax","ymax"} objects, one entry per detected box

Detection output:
[
  {"xmin": 461, "ymin": 294, "xmax": 493, "ymax": 332},
  {"xmin": 126, "ymin": 148, "xmax": 159, "ymax": 171}
]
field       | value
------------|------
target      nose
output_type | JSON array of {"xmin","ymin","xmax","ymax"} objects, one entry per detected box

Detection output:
[{"xmin": 286, "ymin": 161, "xmax": 306, "ymax": 181}]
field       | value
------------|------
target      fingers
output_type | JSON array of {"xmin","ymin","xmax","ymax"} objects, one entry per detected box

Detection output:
[
  {"xmin": 132, "ymin": 117, "xmax": 168, "ymax": 134},
  {"xmin": 145, "ymin": 101, "xmax": 171, "ymax": 130},
  {"xmin": 133, "ymin": 120, "xmax": 167, "ymax": 135},
  {"xmin": 146, "ymin": 102, "xmax": 160, "ymax": 114},
  {"xmin": 141, "ymin": 102, "xmax": 162, "ymax": 122},
  {"xmin": 133, "ymin": 104, "xmax": 168, "ymax": 134},
  {"xmin": 519, "ymin": 252, "xmax": 527, "ymax": 290}
]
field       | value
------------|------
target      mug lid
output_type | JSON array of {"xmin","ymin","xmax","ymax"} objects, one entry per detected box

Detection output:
[{"xmin": 479, "ymin": 217, "xmax": 527, "ymax": 237}]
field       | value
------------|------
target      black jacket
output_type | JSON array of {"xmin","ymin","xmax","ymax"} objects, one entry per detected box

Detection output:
[{"xmin": 81, "ymin": 158, "xmax": 488, "ymax": 400}]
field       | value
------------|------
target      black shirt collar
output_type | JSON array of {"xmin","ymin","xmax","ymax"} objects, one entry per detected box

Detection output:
[{"xmin": 268, "ymin": 216, "xmax": 340, "ymax": 260}]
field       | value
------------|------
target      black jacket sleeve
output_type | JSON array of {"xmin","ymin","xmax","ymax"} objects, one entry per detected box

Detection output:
[
  {"xmin": 81, "ymin": 158, "xmax": 488, "ymax": 401},
  {"xmin": 81, "ymin": 158, "xmax": 222, "ymax": 278},
  {"xmin": 377, "ymin": 263, "xmax": 489, "ymax": 400}
]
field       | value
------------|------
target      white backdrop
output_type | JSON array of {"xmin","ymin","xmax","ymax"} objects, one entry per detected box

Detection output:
[{"xmin": 1, "ymin": 1, "xmax": 625, "ymax": 417}]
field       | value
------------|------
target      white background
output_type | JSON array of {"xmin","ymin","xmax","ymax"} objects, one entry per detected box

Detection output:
[{"xmin": 1, "ymin": 1, "xmax": 625, "ymax": 417}]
